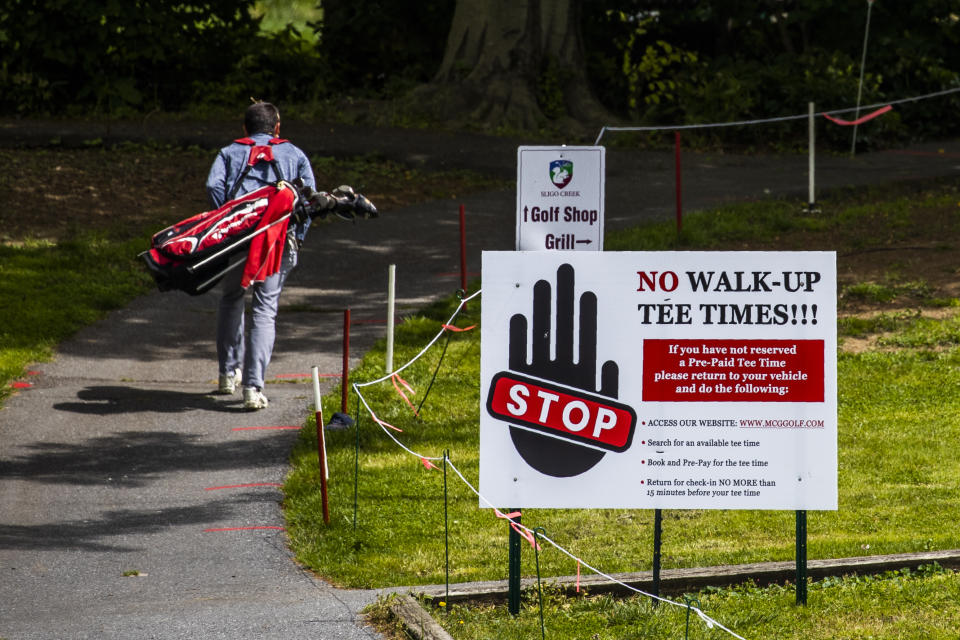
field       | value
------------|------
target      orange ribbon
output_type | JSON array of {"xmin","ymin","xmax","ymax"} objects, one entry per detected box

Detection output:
[
  {"xmin": 443, "ymin": 324, "xmax": 476, "ymax": 332},
  {"xmin": 823, "ymin": 104, "xmax": 892, "ymax": 126},
  {"xmin": 371, "ymin": 413, "xmax": 403, "ymax": 433},
  {"xmin": 494, "ymin": 509, "xmax": 541, "ymax": 550},
  {"xmin": 391, "ymin": 373, "xmax": 419, "ymax": 416}
]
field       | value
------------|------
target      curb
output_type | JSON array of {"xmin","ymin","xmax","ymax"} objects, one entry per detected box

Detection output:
[
  {"xmin": 386, "ymin": 550, "xmax": 960, "ymax": 639},
  {"xmin": 388, "ymin": 595, "xmax": 454, "ymax": 640}
]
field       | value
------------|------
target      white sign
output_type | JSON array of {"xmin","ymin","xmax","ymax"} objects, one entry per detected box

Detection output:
[
  {"xmin": 516, "ymin": 146, "xmax": 604, "ymax": 251},
  {"xmin": 480, "ymin": 251, "xmax": 837, "ymax": 510}
]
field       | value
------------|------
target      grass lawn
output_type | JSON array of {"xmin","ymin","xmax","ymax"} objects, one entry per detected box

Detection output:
[
  {"xmin": 283, "ymin": 179, "xmax": 960, "ymax": 638},
  {"xmin": 415, "ymin": 563, "xmax": 960, "ymax": 640},
  {"xmin": 4, "ymin": 141, "xmax": 958, "ymax": 638}
]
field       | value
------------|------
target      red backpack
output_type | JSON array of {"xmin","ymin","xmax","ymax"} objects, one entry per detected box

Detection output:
[{"xmin": 225, "ymin": 137, "xmax": 288, "ymax": 200}]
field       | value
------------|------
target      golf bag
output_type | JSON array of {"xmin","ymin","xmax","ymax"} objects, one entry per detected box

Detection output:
[{"xmin": 141, "ymin": 180, "xmax": 377, "ymax": 296}]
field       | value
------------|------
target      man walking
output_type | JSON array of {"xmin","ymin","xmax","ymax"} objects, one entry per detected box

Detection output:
[{"xmin": 205, "ymin": 101, "xmax": 315, "ymax": 410}]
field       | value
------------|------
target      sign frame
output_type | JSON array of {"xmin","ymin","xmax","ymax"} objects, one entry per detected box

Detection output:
[
  {"xmin": 516, "ymin": 146, "xmax": 605, "ymax": 251},
  {"xmin": 479, "ymin": 250, "xmax": 838, "ymax": 511}
]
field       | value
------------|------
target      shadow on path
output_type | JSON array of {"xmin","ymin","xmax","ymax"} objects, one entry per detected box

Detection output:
[
  {"xmin": 1, "ymin": 429, "xmax": 297, "ymax": 486},
  {"xmin": 53, "ymin": 385, "xmax": 237, "ymax": 415},
  {"xmin": 0, "ymin": 492, "xmax": 279, "ymax": 552}
]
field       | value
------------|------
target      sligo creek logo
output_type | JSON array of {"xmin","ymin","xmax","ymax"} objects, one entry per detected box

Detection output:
[
  {"xmin": 549, "ymin": 159, "xmax": 573, "ymax": 189},
  {"xmin": 486, "ymin": 264, "xmax": 637, "ymax": 477}
]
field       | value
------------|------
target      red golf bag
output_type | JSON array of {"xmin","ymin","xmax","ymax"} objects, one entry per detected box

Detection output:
[{"xmin": 141, "ymin": 182, "xmax": 299, "ymax": 295}]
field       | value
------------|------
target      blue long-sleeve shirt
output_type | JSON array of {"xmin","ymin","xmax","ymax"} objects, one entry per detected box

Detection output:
[{"xmin": 205, "ymin": 133, "xmax": 316, "ymax": 244}]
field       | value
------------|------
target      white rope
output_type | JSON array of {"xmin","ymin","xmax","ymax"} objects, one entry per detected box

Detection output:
[
  {"xmin": 353, "ymin": 388, "xmax": 444, "ymax": 461},
  {"xmin": 349, "ymin": 289, "xmax": 749, "ymax": 638},
  {"xmin": 445, "ymin": 457, "xmax": 748, "ymax": 640},
  {"xmin": 350, "ymin": 288, "xmax": 482, "ymax": 461},
  {"xmin": 354, "ymin": 289, "xmax": 482, "ymax": 389},
  {"xmin": 593, "ymin": 85, "xmax": 960, "ymax": 144}
]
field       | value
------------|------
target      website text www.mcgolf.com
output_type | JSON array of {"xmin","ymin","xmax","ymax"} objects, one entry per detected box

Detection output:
[{"xmin": 644, "ymin": 418, "xmax": 826, "ymax": 429}]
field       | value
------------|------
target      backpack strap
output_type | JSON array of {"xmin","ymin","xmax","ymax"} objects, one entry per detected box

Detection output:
[
  {"xmin": 234, "ymin": 137, "xmax": 289, "ymax": 145},
  {"xmin": 226, "ymin": 139, "xmax": 287, "ymax": 201}
]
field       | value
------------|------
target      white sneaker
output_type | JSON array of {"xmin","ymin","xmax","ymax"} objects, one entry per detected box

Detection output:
[
  {"xmin": 218, "ymin": 368, "xmax": 242, "ymax": 394},
  {"xmin": 243, "ymin": 386, "xmax": 269, "ymax": 410}
]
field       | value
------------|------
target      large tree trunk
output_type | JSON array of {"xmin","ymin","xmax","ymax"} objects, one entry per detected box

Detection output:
[{"xmin": 420, "ymin": 0, "xmax": 609, "ymax": 131}]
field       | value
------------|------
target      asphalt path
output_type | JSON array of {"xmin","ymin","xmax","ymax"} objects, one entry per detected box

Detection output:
[{"xmin": 1, "ymin": 119, "xmax": 958, "ymax": 638}]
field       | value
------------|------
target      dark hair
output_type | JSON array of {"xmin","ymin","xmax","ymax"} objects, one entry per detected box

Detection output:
[{"xmin": 244, "ymin": 101, "xmax": 280, "ymax": 135}]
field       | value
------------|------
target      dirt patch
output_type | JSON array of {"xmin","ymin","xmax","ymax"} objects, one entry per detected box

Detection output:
[
  {"xmin": 3, "ymin": 146, "xmax": 958, "ymax": 355},
  {"xmin": 0, "ymin": 146, "xmax": 501, "ymax": 244},
  {"xmin": 730, "ymin": 192, "xmax": 960, "ymax": 316},
  {"xmin": 0, "ymin": 148, "xmax": 213, "ymax": 243}
]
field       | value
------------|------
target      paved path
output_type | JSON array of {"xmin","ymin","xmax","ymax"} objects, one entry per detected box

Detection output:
[{"xmin": 1, "ymin": 120, "xmax": 958, "ymax": 638}]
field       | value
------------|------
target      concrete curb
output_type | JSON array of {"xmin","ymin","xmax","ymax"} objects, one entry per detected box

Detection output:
[
  {"xmin": 412, "ymin": 549, "xmax": 960, "ymax": 602},
  {"xmin": 386, "ymin": 550, "xmax": 960, "ymax": 639},
  {"xmin": 388, "ymin": 595, "xmax": 454, "ymax": 640}
]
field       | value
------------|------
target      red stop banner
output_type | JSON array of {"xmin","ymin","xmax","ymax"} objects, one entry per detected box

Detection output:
[{"xmin": 487, "ymin": 372, "xmax": 637, "ymax": 452}]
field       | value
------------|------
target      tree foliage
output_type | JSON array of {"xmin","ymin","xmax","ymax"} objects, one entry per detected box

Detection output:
[
  {"xmin": 1, "ymin": 0, "xmax": 958, "ymax": 146},
  {"xmin": 314, "ymin": 0, "xmax": 453, "ymax": 94},
  {"xmin": 0, "ymin": 1, "xmax": 270, "ymax": 114},
  {"xmin": 584, "ymin": 1, "xmax": 960, "ymax": 144}
]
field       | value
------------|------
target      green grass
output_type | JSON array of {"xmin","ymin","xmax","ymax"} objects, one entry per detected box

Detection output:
[
  {"xmin": 606, "ymin": 180, "xmax": 959, "ymax": 253},
  {"xmin": 0, "ymin": 233, "xmax": 153, "ymax": 399},
  {"xmin": 284, "ymin": 182, "xmax": 960, "ymax": 592},
  {"xmin": 285, "ymin": 326, "xmax": 960, "ymax": 589},
  {"xmin": 416, "ymin": 563, "xmax": 960, "ymax": 640},
  {"xmin": 876, "ymin": 313, "xmax": 960, "ymax": 349}
]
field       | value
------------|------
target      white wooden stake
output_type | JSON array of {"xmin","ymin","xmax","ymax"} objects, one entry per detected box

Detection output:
[
  {"xmin": 851, "ymin": 0, "xmax": 875, "ymax": 156},
  {"xmin": 808, "ymin": 101, "xmax": 816, "ymax": 209},
  {"xmin": 386, "ymin": 264, "xmax": 396, "ymax": 374},
  {"xmin": 311, "ymin": 366, "xmax": 329, "ymax": 480}
]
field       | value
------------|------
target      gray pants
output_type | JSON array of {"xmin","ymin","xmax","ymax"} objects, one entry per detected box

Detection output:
[{"xmin": 216, "ymin": 246, "xmax": 297, "ymax": 390}]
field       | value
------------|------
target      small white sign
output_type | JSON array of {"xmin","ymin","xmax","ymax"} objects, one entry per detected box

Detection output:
[
  {"xmin": 516, "ymin": 146, "xmax": 605, "ymax": 251},
  {"xmin": 480, "ymin": 251, "xmax": 837, "ymax": 510}
]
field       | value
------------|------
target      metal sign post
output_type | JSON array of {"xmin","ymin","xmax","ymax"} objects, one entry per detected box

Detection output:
[
  {"xmin": 796, "ymin": 509, "xmax": 808, "ymax": 605},
  {"xmin": 508, "ymin": 510, "xmax": 522, "ymax": 615}
]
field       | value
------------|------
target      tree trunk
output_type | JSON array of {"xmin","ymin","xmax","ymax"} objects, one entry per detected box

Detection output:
[{"xmin": 422, "ymin": 0, "xmax": 609, "ymax": 131}]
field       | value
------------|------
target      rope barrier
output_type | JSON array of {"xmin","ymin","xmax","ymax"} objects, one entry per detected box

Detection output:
[
  {"xmin": 353, "ymin": 289, "xmax": 482, "ymax": 389},
  {"xmin": 446, "ymin": 457, "xmax": 747, "ymax": 639},
  {"xmin": 345, "ymin": 288, "xmax": 751, "ymax": 639},
  {"xmin": 593, "ymin": 85, "xmax": 960, "ymax": 144},
  {"xmin": 338, "ymin": 81, "xmax": 960, "ymax": 637}
]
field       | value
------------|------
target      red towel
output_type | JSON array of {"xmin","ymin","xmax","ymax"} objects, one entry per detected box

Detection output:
[{"xmin": 241, "ymin": 186, "xmax": 295, "ymax": 287}]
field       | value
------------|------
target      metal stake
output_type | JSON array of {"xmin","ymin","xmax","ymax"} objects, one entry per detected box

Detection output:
[
  {"xmin": 652, "ymin": 508, "xmax": 663, "ymax": 605},
  {"xmin": 534, "ymin": 527, "xmax": 547, "ymax": 640},
  {"xmin": 508, "ymin": 509, "xmax": 522, "ymax": 615},
  {"xmin": 352, "ymin": 395, "xmax": 360, "ymax": 531},
  {"xmin": 796, "ymin": 509, "xmax": 808, "ymax": 605},
  {"xmin": 443, "ymin": 450, "xmax": 450, "ymax": 606}
]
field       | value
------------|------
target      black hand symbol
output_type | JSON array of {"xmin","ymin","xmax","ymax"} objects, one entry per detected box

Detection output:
[
  {"xmin": 506, "ymin": 263, "xmax": 619, "ymax": 477},
  {"xmin": 509, "ymin": 263, "xmax": 619, "ymax": 398}
]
